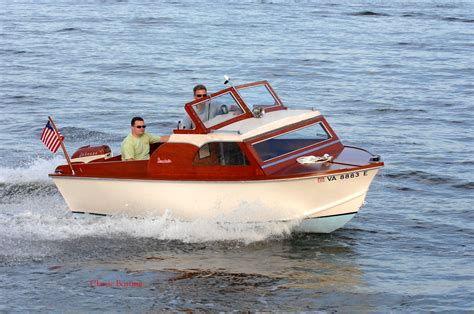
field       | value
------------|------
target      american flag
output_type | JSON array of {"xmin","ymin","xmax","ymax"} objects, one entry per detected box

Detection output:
[{"xmin": 41, "ymin": 121, "xmax": 64, "ymax": 153}]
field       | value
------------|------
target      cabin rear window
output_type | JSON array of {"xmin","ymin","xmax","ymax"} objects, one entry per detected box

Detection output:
[
  {"xmin": 252, "ymin": 123, "xmax": 330, "ymax": 161},
  {"xmin": 194, "ymin": 142, "xmax": 249, "ymax": 166}
]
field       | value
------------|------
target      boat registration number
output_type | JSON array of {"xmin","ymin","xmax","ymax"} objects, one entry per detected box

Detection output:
[{"xmin": 319, "ymin": 170, "xmax": 369, "ymax": 183}]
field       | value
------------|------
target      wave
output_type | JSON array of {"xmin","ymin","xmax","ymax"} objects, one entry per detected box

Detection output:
[
  {"xmin": 0, "ymin": 182, "xmax": 58, "ymax": 203},
  {"xmin": 386, "ymin": 170, "xmax": 474, "ymax": 191},
  {"xmin": 446, "ymin": 160, "xmax": 474, "ymax": 166},
  {"xmin": 0, "ymin": 192, "xmax": 298, "ymax": 260},
  {"xmin": 442, "ymin": 17, "xmax": 474, "ymax": 23},
  {"xmin": 453, "ymin": 182, "xmax": 474, "ymax": 190},
  {"xmin": 373, "ymin": 108, "xmax": 427, "ymax": 113},
  {"xmin": 0, "ymin": 49, "xmax": 28, "ymax": 55},
  {"xmin": 401, "ymin": 12, "xmax": 426, "ymax": 18},
  {"xmin": 55, "ymin": 27, "xmax": 83, "ymax": 32},
  {"xmin": 0, "ymin": 209, "xmax": 298, "ymax": 260},
  {"xmin": 387, "ymin": 185, "xmax": 419, "ymax": 192},
  {"xmin": 60, "ymin": 126, "xmax": 121, "ymax": 143},
  {"xmin": 385, "ymin": 170, "xmax": 456, "ymax": 185},
  {"xmin": 397, "ymin": 11, "xmax": 474, "ymax": 23},
  {"xmin": 434, "ymin": 4, "xmax": 459, "ymax": 9},
  {"xmin": 349, "ymin": 11, "xmax": 389, "ymax": 17},
  {"xmin": 0, "ymin": 157, "xmax": 64, "ymax": 184},
  {"xmin": 129, "ymin": 17, "xmax": 174, "ymax": 25}
]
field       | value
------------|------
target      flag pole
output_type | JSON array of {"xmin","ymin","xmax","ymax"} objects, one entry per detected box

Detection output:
[{"xmin": 48, "ymin": 116, "xmax": 75, "ymax": 175}]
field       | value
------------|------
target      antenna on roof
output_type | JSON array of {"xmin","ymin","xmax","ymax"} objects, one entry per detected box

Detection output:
[{"xmin": 223, "ymin": 75, "xmax": 233, "ymax": 87}]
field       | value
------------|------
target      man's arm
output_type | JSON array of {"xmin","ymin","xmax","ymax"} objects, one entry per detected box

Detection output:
[
  {"xmin": 209, "ymin": 101, "xmax": 227, "ymax": 118},
  {"xmin": 148, "ymin": 133, "xmax": 162, "ymax": 144}
]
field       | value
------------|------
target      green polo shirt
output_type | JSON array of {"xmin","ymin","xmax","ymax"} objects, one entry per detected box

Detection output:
[{"xmin": 121, "ymin": 133, "xmax": 161, "ymax": 160}]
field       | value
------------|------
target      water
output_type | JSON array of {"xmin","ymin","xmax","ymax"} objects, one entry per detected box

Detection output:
[{"xmin": 1, "ymin": 0, "xmax": 473, "ymax": 311}]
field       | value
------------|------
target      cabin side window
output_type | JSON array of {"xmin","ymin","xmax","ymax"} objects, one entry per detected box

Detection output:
[
  {"xmin": 252, "ymin": 122, "xmax": 331, "ymax": 161},
  {"xmin": 193, "ymin": 142, "xmax": 249, "ymax": 166}
]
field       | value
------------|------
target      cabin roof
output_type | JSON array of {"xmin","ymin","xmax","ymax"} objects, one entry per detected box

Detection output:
[
  {"xmin": 168, "ymin": 109, "xmax": 321, "ymax": 147},
  {"xmin": 221, "ymin": 109, "xmax": 321, "ymax": 139}
]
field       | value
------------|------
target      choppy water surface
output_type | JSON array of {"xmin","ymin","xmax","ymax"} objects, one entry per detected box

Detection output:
[{"xmin": 1, "ymin": 0, "xmax": 473, "ymax": 311}]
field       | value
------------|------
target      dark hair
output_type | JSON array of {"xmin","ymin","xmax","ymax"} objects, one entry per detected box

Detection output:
[
  {"xmin": 131, "ymin": 116, "xmax": 144, "ymax": 126},
  {"xmin": 193, "ymin": 84, "xmax": 207, "ymax": 95}
]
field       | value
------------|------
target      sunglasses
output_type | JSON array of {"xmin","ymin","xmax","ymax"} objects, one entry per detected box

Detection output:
[
  {"xmin": 135, "ymin": 125, "xmax": 146, "ymax": 129},
  {"xmin": 195, "ymin": 94, "xmax": 207, "ymax": 98}
]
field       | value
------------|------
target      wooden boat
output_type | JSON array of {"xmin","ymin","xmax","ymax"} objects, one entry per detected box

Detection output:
[{"xmin": 51, "ymin": 80, "xmax": 383, "ymax": 233}]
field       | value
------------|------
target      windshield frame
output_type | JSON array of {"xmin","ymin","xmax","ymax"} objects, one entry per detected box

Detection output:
[
  {"xmin": 181, "ymin": 86, "xmax": 253, "ymax": 133},
  {"xmin": 235, "ymin": 80, "xmax": 286, "ymax": 112},
  {"xmin": 176, "ymin": 81, "xmax": 287, "ymax": 134}
]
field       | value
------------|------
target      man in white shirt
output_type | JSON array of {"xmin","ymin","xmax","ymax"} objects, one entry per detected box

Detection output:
[{"xmin": 182, "ymin": 84, "xmax": 222, "ymax": 129}]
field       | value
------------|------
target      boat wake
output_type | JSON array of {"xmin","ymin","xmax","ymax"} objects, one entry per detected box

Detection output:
[
  {"xmin": 0, "ymin": 209, "xmax": 296, "ymax": 243},
  {"xmin": 0, "ymin": 156, "xmax": 66, "ymax": 184},
  {"xmin": 0, "ymin": 158, "xmax": 298, "ymax": 261}
]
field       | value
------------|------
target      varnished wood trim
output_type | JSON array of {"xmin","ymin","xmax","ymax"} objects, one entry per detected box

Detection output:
[{"xmin": 50, "ymin": 165, "xmax": 382, "ymax": 182}]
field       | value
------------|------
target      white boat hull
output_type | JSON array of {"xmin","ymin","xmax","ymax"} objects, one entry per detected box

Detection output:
[{"xmin": 52, "ymin": 168, "xmax": 380, "ymax": 233}]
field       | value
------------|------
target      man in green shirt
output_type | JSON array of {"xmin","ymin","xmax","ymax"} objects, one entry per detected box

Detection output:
[{"xmin": 121, "ymin": 117, "xmax": 161, "ymax": 161}]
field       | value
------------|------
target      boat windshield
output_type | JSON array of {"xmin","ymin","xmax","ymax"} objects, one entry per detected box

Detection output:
[
  {"xmin": 191, "ymin": 92, "xmax": 245, "ymax": 128},
  {"xmin": 237, "ymin": 84, "xmax": 279, "ymax": 109},
  {"xmin": 252, "ymin": 122, "xmax": 330, "ymax": 161}
]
